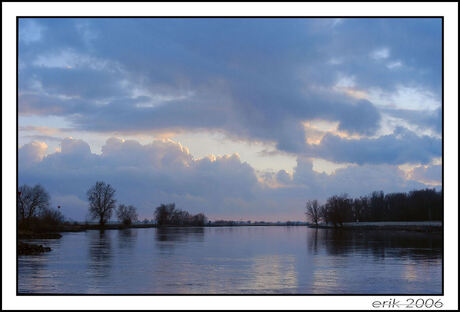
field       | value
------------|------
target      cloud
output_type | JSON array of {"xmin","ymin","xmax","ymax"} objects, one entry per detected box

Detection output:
[
  {"xmin": 18, "ymin": 137, "xmax": 438, "ymax": 221},
  {"xmin": 382, "ymin": 107, "xmax": 441, "ymax": 136},
  {"xmin": 291, "ymin": 157, "xmax": 427, "ymax": 199},
  {"xmin": 60, "ymin": 137, "xmax": 91, "ymax": 155},
  {"xmin": 28, "ymin": 66, "xmax": 129, "ymax": 100},
  {"xmin": 409, "ymin": 164, "xmax": 442, "ymax": 186},
  {"xmin": 18, "ymin": 19, "xmax": 441, "ymax": 154},
  {"xmin": 17, "ymin": 18, "xmax": 443, "ymax": 220},
  {"xmin": 304, "ymin": 127, "xmax": 441, "ymax": 165},
  {"xmin": 369, "ymin": 86, "xmax": 441, "ymax": 111},
  {"xmin": 19, "ymin": 19, "xmax": 44, "ymax": 44},
  {"xmin": 387, "ymin": 61, "xmax": 403, "ymax": 69},
  {"xmin": 23, "ymin": 135, "xmax": 63, "ymax": 142},
  {"xmin": 20, "ymin": 125, "xmax": 62, "ymax": 136},
  {"xmin": 18, "ymin": 141, "xmax": 48, "ymax": 167},
  {"xmin": 371, "ymin": 47, "xmax": 390, "ymax": 60},
  {"xmin": 19, "ymin": 137, "xmax": 260, "ymax": 219}
]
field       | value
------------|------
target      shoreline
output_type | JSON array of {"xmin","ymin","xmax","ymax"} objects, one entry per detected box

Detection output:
[
  {"xmin": 306, "ymin": 221, "xmax": 442, "ymax": 232},
  {"xmin": 18, "ymin": 221, "xmax": 441, "ymax": 256},
  {"xmin": 19, "ymin": 220, "xmax": 442, "ymax": 236}
]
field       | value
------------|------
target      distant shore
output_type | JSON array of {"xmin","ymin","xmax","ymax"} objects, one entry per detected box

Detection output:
[
  {"xmin": 19, "ymin": 220, "xmax": 442, "ymax": 237},
  {"xmin": 306, "ymin": 221, "xmax": 442, "ymax": 232},
  {"xmin": 20, "ymin": 221, "xmax": 308, "ymax": 237}
]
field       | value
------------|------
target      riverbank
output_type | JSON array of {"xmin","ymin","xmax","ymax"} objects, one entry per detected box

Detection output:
[
  {"xmin": 306, "ymin": 221, "xmax": 442, "ymax": 232},
  {"xmin": 18, "ymin": 241, "xmax": 52, "ymax": 255},
  {"xmin": 20, "ymin": 220, "xmax": 442, "ymax": 235},
  {"xmin": 20, "ymin": 222, "xmax": 310, "ymax": 234}
]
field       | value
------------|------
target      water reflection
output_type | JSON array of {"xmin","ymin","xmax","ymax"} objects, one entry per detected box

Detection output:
[
  {"xmin": 18, "ymin": 227, "xmax": 442, "ymax": 294},
  {"xmin": 307, "ymin": 229, "xmax": 442, "ymax": 260},
  {"xmin": 311, "ymin": 267, "xmax": 340, "ymax": 294},
  {"xmin": 246, "ymin": 255, "xmax": 297, "ymax": 293},
  {"xmin": 155, "ymin": 227, "xmax": 205, "ymax": 242},
  {"xmin": 18, "ymin": 252, "xmax": 52, "ymax": 293},
  {"xmin": 87, "ymin": 230, "xmax": 112, "ymax": 278},
  {"xmin": 307, "ymin": 228, "xmax": 319, "ymax": 254},
  {"xmin": 118, "ymin": 228, "xmax": 137, "ymax": 250}
]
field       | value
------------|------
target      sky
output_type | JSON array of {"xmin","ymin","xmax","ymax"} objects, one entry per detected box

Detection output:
[{"xmin": 17, "ymin": 18, "xmax": 442, "ymax": 222}]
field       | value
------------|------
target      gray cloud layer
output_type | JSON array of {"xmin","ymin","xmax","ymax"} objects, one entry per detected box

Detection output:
[{"xmin": 18, "ymin": 18, "xmax": 442, "ymax": 166}]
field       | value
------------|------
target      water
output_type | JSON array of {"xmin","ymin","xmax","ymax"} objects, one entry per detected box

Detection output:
[{"xmin": 18, "ymin": 226, "xmax": 442, "ymax": 294}]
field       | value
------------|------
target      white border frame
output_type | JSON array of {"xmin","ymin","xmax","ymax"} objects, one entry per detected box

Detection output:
[{"xmin": 2, "ymin": 2, "xmax": 458, "ymax": 310}]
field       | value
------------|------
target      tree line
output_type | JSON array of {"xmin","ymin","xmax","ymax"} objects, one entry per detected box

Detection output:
[
  {"xmin": 306, "ymin": 188, "xmax": 443, "ymax": 227},
  {"xmin": 18, "ymin": 181, "xmax": 207, "ymax": 229},
  {"xmin": 154, "ymin": 203, "xmax": 207, "ymax": 226}
]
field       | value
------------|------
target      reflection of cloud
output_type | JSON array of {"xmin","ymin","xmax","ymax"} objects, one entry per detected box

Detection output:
[
  {"xmin": 311, "ymin": 267, "xmax": 339, "ymax": 294},
  {"xmin": 244, "ymin": 255, "xmax": 297, "ymax": 293},
  {"xmin": 18, "ymin": 239, "xmax": 62, "ymax": 293},
  {"xmin": 403, "ymin": 263, "xmax": 418, "ymax": 282}
]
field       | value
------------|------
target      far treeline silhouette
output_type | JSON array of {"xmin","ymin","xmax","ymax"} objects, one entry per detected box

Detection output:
[
  {"xmin": 18, "ymin": 181, "xmax": 206, "ymax": 230},
  {"xmin": 18, "ymin": 181, "xmax": 441, "ymax": 230},
  {"xmin": 306, "ymin": 189, "xmax": 443, "ymax": 227},
  {"xmin": 154, "ymin": 203, "xmax": 207, "ymax": 226}
]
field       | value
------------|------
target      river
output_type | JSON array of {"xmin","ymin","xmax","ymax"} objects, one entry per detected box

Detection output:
[{"xmin": 18, "ymin": 226, "xmax": 442, "ymax": 294}]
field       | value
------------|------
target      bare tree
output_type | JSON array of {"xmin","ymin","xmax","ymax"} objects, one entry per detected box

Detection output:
[
  {"xmin": 117, "ymin": 204, "xmax": 138, "ymax": 225},
  {"xmin": 326, "ymin": 194, "xmax": 352, "ymax": 227},
  {"xmin": 192, "ymin": 213, "xmax": 207, "ymax": 226},
  {"xmin": 87, "ymin": 181, "xmax": 116, "ymax": 226},
  {"xmin": 154, "ymin": 203, "xmax": 176, "ymax": 225},
  {"xmin": 305, "ymin": 199, "xmax": 321, "ymax": 226},
  {"xmin": 18, "ymin": 184, "xmax": 50, "ymax": 227},
  {"xmin": 319, "ymin": 204, "xmax": 329, "ymax": 225}
]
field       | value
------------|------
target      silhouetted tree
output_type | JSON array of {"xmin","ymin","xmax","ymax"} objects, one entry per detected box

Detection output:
[
  {"xmin": 369, "ymin": 191, "xmax": 385, "ymax": 221},
  {"xmin": 154, "ymin": 203, "xmax": 176, "ymax": 225},
  {"xmin": 154, "ymin": 203, "xmax": 207, "ymax": 226},
  {"xmin": 39, "ymin": 207, "xmax": 65, "ymax": 227},
  {"xmin": 319, "ymin": 204, "xmax": 329, "ymax": 225},
  {"xmin": 192, "ymin": 213, "xmax": 207, "ymax": 226},
  {"xmin": 305, "ymin": 199, "xmax": 321, "ymax": 226},
  {"xmin": 352, "ymin": 197, "xmax": 367, "ymax": 222},
  {"xmin": 171, "ymin": 209, "xmax": 191, "ymax": 225},
  {"xmin": 87, "ymin": 181, "xmax": 116, "ymax": 226},
  {"xmin": 308, "ymin": 188, "xmax": 442, "ymax": 224},
  {"xmin": 326, "ymin": 194, "xmax": 352, "ymax": 227},
  {"xmin": 117, "ymin": 204, "xmax": 138, "ymax": 225},
  {"xmin": 18, "ymin": 184, "xmax": 50, "ymax": 228}
]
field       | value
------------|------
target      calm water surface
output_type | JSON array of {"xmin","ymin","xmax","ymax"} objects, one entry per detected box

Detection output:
[{"xmin": 18, "ymin": 226, "xmax": 442, "ymax": 294}]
